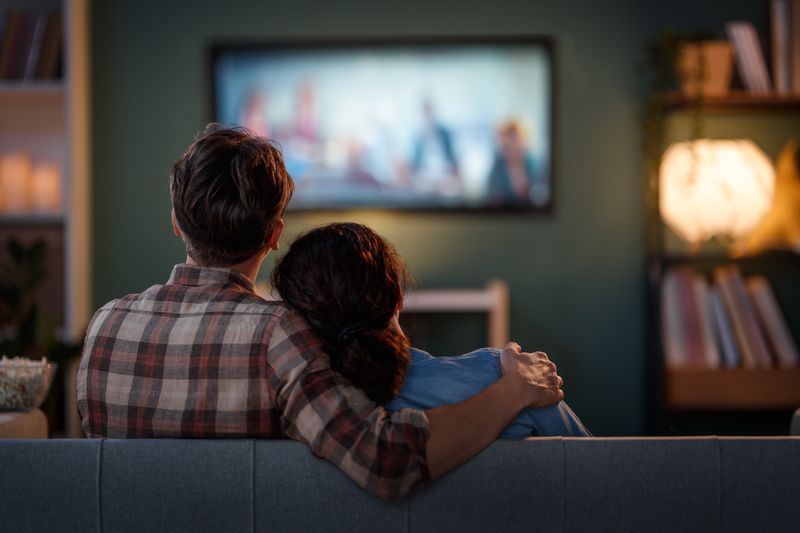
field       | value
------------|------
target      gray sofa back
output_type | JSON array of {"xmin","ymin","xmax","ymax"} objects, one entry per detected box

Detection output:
[{"xmin": 2, "ymin": 437, "xmax": 799, "ymax": 533}]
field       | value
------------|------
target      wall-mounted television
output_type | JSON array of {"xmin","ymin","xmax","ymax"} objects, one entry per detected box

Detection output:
[{"xmin": 211, "ymin": 37, "xmax": 554, "ymax": 211}]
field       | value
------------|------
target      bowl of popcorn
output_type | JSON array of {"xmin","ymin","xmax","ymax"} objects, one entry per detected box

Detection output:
[{"xmin": 0, "ymin": 356, "xmax": 57, "ymax": 410}]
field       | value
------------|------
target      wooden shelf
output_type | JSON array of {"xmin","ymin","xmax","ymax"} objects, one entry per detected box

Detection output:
[
  {"xmin": 0, "ymin": 81, "xmax": 64, "ymax": 95},
  {"xmin": 662, "ymin": 90, "xmax": 800, "ymax": 111},
  {"xmin": 654, "ymin": 250, "xmax": 800, "ymax": 267},
  {"xmin": 666, "ymin": 368, "xmax": 800, "ymax": 410},
  {"xmin": 0, "ymin": 213, "xmax": 64, "ymax": 226}
]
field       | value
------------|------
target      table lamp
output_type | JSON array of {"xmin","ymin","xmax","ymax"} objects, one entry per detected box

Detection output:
[{"xmin": 659, "ymin": 139, "xmax": 775, "ymax": 247}]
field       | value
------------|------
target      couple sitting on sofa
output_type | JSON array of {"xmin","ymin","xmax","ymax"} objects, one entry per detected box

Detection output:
[{"xmin": 77, "ymin": 124, "xmax": 587, "ymax": 500}]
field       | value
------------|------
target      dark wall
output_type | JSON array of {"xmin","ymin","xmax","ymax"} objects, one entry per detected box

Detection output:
[{"xmin": 90, "ymin": 0, "xmax": 770, "ymax": 435}]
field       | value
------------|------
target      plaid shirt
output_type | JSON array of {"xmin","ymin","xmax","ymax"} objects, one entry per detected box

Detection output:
[{"xmin": 77, "ymin": 264, "xmax": 430, "ymax": 499}]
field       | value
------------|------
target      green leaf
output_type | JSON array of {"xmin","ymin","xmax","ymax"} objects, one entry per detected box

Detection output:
[
  {"xmin": 7, "ymin": 239, "xmax": 25, "ymax": 264},
  {"xmin": 18, "ymin": 304, "xmax": 39, "ymax": 352}
]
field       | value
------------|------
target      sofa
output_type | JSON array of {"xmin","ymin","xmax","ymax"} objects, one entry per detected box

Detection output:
[{"xmin": 2, "ymin": 436, "xmax": 799, "ymax": 533}]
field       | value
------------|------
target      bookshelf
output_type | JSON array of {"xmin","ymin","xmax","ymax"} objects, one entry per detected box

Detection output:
[
  {"xmin": 1, "ymin": 0, "xmax": 89, "ymax": 438},
  {"xmin": 646, "ymin": 92, "xmax": 800, "ymax": 434},
  {"xmin": 0, "ymin": 0, "xmax": 90, "ymax": 343}
]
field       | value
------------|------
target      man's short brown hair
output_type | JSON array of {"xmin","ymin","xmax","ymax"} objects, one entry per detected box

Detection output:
[{"xmin": 169, "ymin": 123, "xmax": 294, "ymax": 266}]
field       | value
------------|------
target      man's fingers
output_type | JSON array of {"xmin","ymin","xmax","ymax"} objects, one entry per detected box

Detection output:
[
  {"xmin": 500, "ymin": 343, "xmax": 565, "ymax": 407},
  {"xmin": 504, "ymin": 342, "xmax": 521, "ymax": 353}
]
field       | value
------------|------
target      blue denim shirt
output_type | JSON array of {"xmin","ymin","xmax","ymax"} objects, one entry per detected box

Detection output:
[{"xmin": 386, "ymin": 347, "xmax": 590, "ymax": 438}]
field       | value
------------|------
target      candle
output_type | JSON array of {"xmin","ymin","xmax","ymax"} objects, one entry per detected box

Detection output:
[
  {"xmin": 30, "ymin": 163, "xmax": 62, "ymax": 213},
  {"xmin": 0, "ymin": 153, "xmax": 32, "ymax": 213}
]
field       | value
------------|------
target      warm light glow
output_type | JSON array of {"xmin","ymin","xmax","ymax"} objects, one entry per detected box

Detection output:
[
  {"xmin": 659, "ymin": 139, "xmax": 775, "ymax": 243},
  {"xmin": 30, "ymin": 163, "xmax": 62, "ymax": 213},
  {"xmin": 0, "ymin": 153, "xmax": 33, "ymax": 213}
]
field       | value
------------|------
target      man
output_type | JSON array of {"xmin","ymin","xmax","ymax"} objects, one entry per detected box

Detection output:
[{"xmin": 77, "ymin": 124, "xmax": 564, "ymax": 500}]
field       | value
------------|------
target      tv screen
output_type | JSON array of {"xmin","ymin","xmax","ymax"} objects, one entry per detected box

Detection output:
[{"xmin": 212, "ymin": 38, "xmax": 554, "ymax": 211}]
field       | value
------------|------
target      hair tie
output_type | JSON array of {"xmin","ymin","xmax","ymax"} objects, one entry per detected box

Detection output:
[{"xmin": 337, "ymin": 323, "xmax": 367, "ymax": 344}]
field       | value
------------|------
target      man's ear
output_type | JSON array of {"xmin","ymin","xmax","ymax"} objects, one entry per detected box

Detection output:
[
  {"xmin": 171, "ymin": 209, "xmax": 182, "ymax": 238},
  {"xmin": 266, "ymin": 218, "xmax": 284, "ymax": 251}
]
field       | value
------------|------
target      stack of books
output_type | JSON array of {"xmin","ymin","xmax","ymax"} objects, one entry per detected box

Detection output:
[
  {"xmin": 662, "ymin": 264, "xmax": 800, "ymax": 369},
  {"xmin": 0, "ymin": 9, "xmax": 62, "ymax": 81},
  {"xmin": 726, "ymin": 1, "xmax": 800, "ymax": 96}
]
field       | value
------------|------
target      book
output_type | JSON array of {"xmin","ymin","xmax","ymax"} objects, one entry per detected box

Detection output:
[
  {"xmin": 662, "ymin": 268, "xmax": 686, "ymax": 368},
  {"xmin": 677, "ymin": 269, "xmax": 707, "ymax": 367},
  {"xmin": 747, "ymin": 275, "xmax": 800, "ymax": 367},
  {"xmin": 709, "ymin": 287, "xmax": 741, "ymax": 368},
  {"xmin": 772, "ymin": 0, "xmax": 792, "ymax": 95},
  {"xmin": 34, "ymin": 12, "xmax": 62, "ymax": 80},
  {"xmin": 0, "ymin": 13, "xmax": 6, "ymax": 49},
  {"xmin": 727, "ymin": 22, "xmax": 773, "ymax": 94},
  {"xmin": 0, "ymin": 11, "xmax": 22, "ymax": 79},
  {"xmin": 693, "ymin": 274, "xmax": 721, "ymax": 368},
  {"xmin": 23, "ymin": 14, "xmax": 47, "ymax": 81},
  {"xmin": 662, "ymin": 268, "xmax": 716, "ymax": 369},
  {"xmin": 714, "ymin": 265, "xmax": 774, "ymax": 368},
  {"xmin": 793, "ymin": 0, "xmax": 800, "ymax": 94},
  {"xmin": 0, "ymin": 11, "xmax": 39, "ymax": 80}
]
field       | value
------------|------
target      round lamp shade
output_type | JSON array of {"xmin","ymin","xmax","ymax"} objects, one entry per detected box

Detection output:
[{"xmin": 659, "ymin": 139, "xmax": 775, "ymax": 243}]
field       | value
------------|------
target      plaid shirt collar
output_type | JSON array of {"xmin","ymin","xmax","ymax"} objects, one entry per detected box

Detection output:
[{"xmin": 167, "ymin": 263, "xmax": 256, "ymax": 293}]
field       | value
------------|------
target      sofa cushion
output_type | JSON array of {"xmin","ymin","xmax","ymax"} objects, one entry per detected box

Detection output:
[
  {"xmin": 253, "ymin": 440, "xmax": 405, "ymax": 533},
  {"xmin": 100, "ymin": 439, "xmax": 253, "ymax": 533},
  {"xmin": 409, "ymin": 438, "xmax": 564, "ymax": 533},
  {"xmin": 564, "ymin": 438, "xmax": 720, "ymax": 532}
]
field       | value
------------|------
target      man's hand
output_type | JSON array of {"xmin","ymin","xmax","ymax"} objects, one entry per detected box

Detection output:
[
  {"xmin": 424, "ymin": 341, "xmax": 565, "ymax": 481},
  {"xmin": 500, "ymin": 342, "xmax": 564, "ymax": 408}
]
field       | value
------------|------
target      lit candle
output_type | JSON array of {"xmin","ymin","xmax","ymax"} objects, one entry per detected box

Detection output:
[
  {"xmin": 30, "ymin": 163, "xmax": 62, "ymax": 213},
  {"xmin": 0, "ymin": 153, "xmax": 32, "ymax": 213}
]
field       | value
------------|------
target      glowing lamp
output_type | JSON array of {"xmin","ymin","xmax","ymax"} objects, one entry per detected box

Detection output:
[
  {"xmin": 659, "ymin": 139, "xmax": 775, "ymax": 244},
  {"xmin": 0, "ymin": 153, "xmax": 32, "ymax": 213},
  {"xmin": 30, "ymin": 163, "xmax": 62, "ymax": 213}
]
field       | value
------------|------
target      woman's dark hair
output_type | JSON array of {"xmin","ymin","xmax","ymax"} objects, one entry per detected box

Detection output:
[
  {"xmin": 272, "ymin": 223, "xmax": 410, "ymax": 404},
  {"xmin": 169, "ymin": 123, "xmax": 294, "ymax": 266}
]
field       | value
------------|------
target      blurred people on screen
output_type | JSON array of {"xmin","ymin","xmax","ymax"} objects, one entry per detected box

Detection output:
[
  {"xmin": 487, "ymin": 120, "xmax": 549, "ymax": 207},
  {"xmin": 410, "ymin": 100, "xmax": 461, "ymax": 196},
  {"xmin": 294, "ymin": 81, "xmax": 319, "ymax": 142},
  {"xmin": 238, "ymin": 88, "xmax": 272, "ymax": 139}
]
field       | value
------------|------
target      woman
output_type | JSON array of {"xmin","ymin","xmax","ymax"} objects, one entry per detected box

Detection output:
[{"xmin": 271, "ymin": 223, "xmax": 589, "ymax": 437}]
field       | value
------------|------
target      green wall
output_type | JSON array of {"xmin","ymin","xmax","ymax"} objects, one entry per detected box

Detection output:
[{"xmin": 90, "ymin": 0, "xmax": 770, "ymax": 435}]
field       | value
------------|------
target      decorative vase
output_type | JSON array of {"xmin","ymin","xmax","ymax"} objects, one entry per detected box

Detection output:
[{"xmin": 677, "ymin": 40, "xmax": 734, "ymax": 97}]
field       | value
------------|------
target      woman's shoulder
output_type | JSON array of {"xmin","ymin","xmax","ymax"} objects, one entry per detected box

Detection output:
[
  {"xmin": 408, "ymin": 346, "xmax": 502, "ymax": 367},
  {"xmin": 408, "ymin": 347, "xmax": 435, "ymax": 362}
]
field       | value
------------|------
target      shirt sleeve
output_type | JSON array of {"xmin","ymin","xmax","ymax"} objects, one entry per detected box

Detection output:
[{"xmin": 266, "ymin": 309, "xmax": 431, "ymax": 500}]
